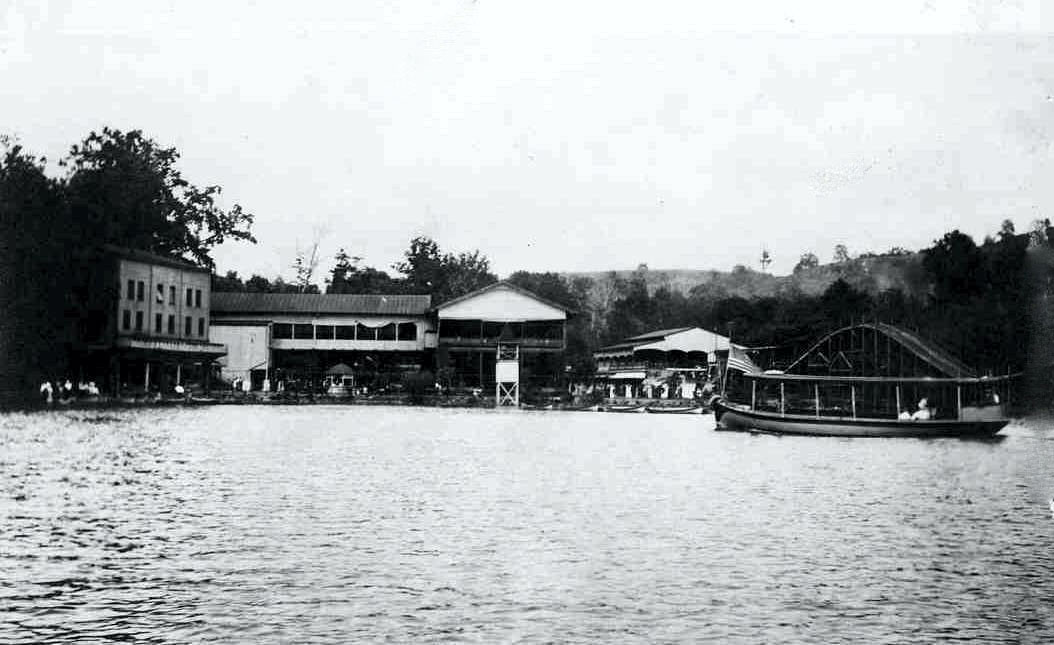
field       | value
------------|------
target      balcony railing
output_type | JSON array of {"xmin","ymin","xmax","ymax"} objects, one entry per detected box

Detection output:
[{"xmin": 438, "ymin": 336, "xmax": 564, "ymax": 349}]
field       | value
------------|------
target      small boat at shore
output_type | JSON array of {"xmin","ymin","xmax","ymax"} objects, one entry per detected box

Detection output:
[
  {"xmin": 714, "ymin": 323, "xmax": 1015, "ymax": 438},
  {"xmin": 645, "ymin": 404, "xmax": 706, "ymax": 414},
  {"xmin": 603, "ymin": 403, "xmax": 646, "ymax": 413}
]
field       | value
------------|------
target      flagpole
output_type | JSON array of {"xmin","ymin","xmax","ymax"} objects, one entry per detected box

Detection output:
[{"xmin": 721, "ymin": 327, "xmax": 733, "ymax": 397}]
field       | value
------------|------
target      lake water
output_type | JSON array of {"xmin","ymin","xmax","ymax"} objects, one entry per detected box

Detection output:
[{"xmin": 2, "ymin": 406, "xmax": 1053, "ymax": 643}]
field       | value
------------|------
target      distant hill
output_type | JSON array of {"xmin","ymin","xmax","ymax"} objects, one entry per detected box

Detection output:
[{"xmin": 564, "ymin": 252, "xmax": 930, "ymax": 301}]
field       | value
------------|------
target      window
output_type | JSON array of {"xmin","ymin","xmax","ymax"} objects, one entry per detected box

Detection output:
[
  {"xmin": 377, "ymin": 323, "xmax": 396, "ymax": 341},
  {"xmin": 198, "ymin": 318, "xmax": 205, "ymax": 337},
  {"xmin": 273, "ymin": 323, "xmax": 293, "ymax": 339},
  {"xmin": 186, "ymin": 288, "xmax": 193, "ymax": 306},
  {"xmin": 135, "ymin": 311, "xmax": 143, "ymax": 331},
  {"xmin": 136, "ymin": 281, "xmax": 144, "ymax": 301},
  {"xmin": 126, "ymin": 280, "xmax": 135, "ymax": 300},
  {"xmin": 356, "ymin": 324, "xmax": 376, "ymax": 341},
  {"xmin": 195, "ymin": 289, "xmax": 202, "ymax": 308},
  {"xmin": 155, "ymin": 313, "xmax": 162, "ymax": 333},
  {"xmin": 315, "ymin": 325, "xmax": 335, "ymax": 340},
  {"xmin": 185, "ymin": 316, "xmax": 192, "ymax": 336},
  {"xmin": 335, "ymin": 325, "xmax": 355, "ymax": 340},
  {"xmin": 293, "ymin": 324, "xmax": 314, "ymax": 339},
  {"xmin": 122, "ymin": 310, "xmax": 131, "ymax": 330},
  {"xmin": 168, "ymin": 315, "xmax": 175, "ymax": 334},
  {"xmin": 397, "ymin": 322, "xmax": 417, "ymax": 341},
  {"xmin": 169, "ymin": 285, "xmax": 176, "ymax": 305},
  {"xmin": 156, "ymin": 283, "xmax": 165, "ymax": 302}
]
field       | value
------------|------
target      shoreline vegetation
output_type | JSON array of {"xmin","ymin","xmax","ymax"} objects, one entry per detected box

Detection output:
[{"xmin": 4, "ymin": 128, "xmax": 1054, "ymax": 411}]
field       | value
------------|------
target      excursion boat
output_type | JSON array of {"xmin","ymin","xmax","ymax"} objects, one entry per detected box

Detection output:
[
  {"xmin": 712, "ymin": 323, "xmax": 1014, "ymax": 438},
  {"xmin": 604, "ymin": 402, "xmax": 647, "ymax": 413}
]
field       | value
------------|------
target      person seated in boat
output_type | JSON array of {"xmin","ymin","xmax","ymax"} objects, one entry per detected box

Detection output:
[{"xmin": 911, "ymin": 398, "xmax": 932, "ymax": 420}]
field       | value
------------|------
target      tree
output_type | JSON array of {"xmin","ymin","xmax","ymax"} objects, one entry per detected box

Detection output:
[
  {"xmin": 292, "ymin": 238, "xmax": 320, "ymax": 293},
  {"xmin": 0, "ymin": 140, "xmax": 73, "ymax": 404},
  {"xmin": 63, "ymin": 128, "xmax": 255, "ymax": 267},
  {"xmin": 794, "ymin": 252, "xmax": 819, "ymax": 273},
  {"xmin": 326, "ymin": 248, "xmax": 400, "ymax": 294},
  {"xmin": 392, "ymin": 236, "xmax": 496, "ymax": 303},
  {"xmin": 833, "ymin": 244, "xmax": 850, "ymax": 263},
  {"xmin": 922, "ymin": 230, "xmax": 984, "ymax": 301}
]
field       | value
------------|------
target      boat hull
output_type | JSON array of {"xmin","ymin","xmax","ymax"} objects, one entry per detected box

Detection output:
[
  {"xmin": 712, "ymin": 398, "xmax": 1008, "ymax": 438},
  {"xmin": 645, "ymin": 405, "xmax": 705, "ymax": 414}
]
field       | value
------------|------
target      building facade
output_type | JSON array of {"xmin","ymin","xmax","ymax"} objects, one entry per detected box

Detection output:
[
  {"xmin": 72, "ymin": 246, "xmax": 226, "ymax": 394},
  {"xmin": 434, "ymin": 281, "xmax": 570, "ymax": 401},
  {"xmin": 593, "ymin": 326, "xmax": 730, "ymax": 399},
  {"xmin": 209, "ymin": 293, "xmax": 435, "ymax": 391}
]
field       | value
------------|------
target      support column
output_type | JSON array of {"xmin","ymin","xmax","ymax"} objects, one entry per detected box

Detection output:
[
  {"xmin": 203, "ymin": 360, "xmax": 212, "ymax": 395},
  {"xmin": 144, "ymin": 361, "xmax": 151, "ymax": 392},
  {"xmin": 176, "ymin": 363, "xmax": 182, "ymax": 386}
]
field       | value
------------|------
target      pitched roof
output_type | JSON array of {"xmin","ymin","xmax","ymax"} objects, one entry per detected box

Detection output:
[
  {"xmin": 599, "ymin": 327, "xmax": 699, "ymax": 352},
  {"xmin": 433, "ymin": 280, "xmax": 575, "ymax": 314},
  {"xmin": 211, "ymin": 292, "xmax": 432, "ymax": 316}
]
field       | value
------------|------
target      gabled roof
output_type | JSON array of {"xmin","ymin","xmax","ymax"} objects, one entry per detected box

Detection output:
[
  {"xmin": 433, "ymin": 280, "xmax": 575, "ymax": 314},
  {"xmin": 598, "ymin": 326, "xmax": 729, "ymax": 354},
  {"xmin": 211, "ymin": 292, "xmax": 432, "ymax": 316}
]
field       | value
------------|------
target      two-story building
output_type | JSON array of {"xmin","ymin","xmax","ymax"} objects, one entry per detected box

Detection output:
[
  {"xmin": 434, "ymin": 281, "xmax": 571, "ymax": 401},
  {"xmin": 209, "ymin": 292, "xmax": 435, "ymax": 391},
  {"xmin": 72, "ymin": 246, "xmax": 227, "ymax": 395}
]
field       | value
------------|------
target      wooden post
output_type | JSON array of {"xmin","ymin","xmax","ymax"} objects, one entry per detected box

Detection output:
[
  {"xmin": 144, "ymin": 361, "xmax": 151, "ymax": 392},
  {"xmin": 895, "ymin": 385, "xmax": 901, "ymax": 417},
  {"xmin": 814, "ymin": 384, "xmax": 820, "ymax": 418},
  {"xmin": 956, "ymin": 385, "xmax": 962, "ymax": 420},
  {"xmin": 176, "ymin": 362, "xmax": 182, "ymax": 386},
  {"xmin": 751, "ymin": 380, "xmax": 756, "ymax": 411},
  {"xmin": 851, "ymin": 385, "xmax": 856, "ymax": 419},
  {"xmin": 780, "ymin": 382, "xmax": 785, "ymax": 416}
]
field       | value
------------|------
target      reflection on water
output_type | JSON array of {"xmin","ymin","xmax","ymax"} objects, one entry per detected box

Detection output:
[{"xmin": 2, "ymin": 406, "xmax": 1053, "ymax": 643}]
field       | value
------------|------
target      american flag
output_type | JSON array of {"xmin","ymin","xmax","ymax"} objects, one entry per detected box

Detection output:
[{"xmin": 727, "ymin": 344, "xmax": 761, "ymax": 374}]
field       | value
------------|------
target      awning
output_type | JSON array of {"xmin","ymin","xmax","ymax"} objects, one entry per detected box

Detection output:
[{"xmin": 609, "ymin": 371, "xmax": 646, "ymax": 380}]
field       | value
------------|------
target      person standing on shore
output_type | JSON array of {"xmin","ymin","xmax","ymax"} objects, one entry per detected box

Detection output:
[{"xmin": 39, "ymin": 380, "xmax": 53, "ymax": 405}]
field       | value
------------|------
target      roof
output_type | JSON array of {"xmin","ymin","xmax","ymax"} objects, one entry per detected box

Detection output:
[
  {"xmin": 211, "ymin": 292, "xmax": 432, "ymax": 316},
  {"xmin": 102, "ymin": 244, "xmax": 209, "ymax": 273},
  {"xmin": 434, "ymin": 280, "xmax": 575, "ymax": 314},
  {"xmin": 598, "ymin": 326, "xmax": 726, "ymax": 353}
]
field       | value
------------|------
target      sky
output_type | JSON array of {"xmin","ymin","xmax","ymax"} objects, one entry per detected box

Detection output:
[{"xmin": 3, "ymin": 0, "xmax": 1053, "ymax": 279}]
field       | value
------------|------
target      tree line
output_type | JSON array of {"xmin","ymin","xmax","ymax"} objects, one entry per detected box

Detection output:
[{"xmin": 3, "ymin": 128, "xmax": 1051, "ymax": 405}]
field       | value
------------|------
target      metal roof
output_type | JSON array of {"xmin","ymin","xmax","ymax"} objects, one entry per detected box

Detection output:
[
  {"xmin": 211, "ymin": 292, "xmax": 432, "ymax": 316},
  {"xmin": 433, "ymin": 280, "xmax": 575, "ymax": 314},
  {"xmin": 598, "ymin": 327, "xmax": 701, "ymax": 353}
]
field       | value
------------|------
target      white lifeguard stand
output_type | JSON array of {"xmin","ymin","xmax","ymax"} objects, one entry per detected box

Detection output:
[{"xmin": 495, "ymin": 343, "xmax": 520, "ymax": 406}]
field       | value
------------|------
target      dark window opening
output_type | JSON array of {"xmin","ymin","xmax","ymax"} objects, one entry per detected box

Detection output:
[
  {"xmin": 135, "ymin": 311, "xmax": 143, "ymax": 331},
  {"xmin": 156, "ymin": 283, "xmax": 165, "ymax": 302},
  {"xmin": 185, "ymin": 316, "xmax": 192, "ymax": 336},
  {"xmin": 155, "ymin": 313, "xmax": 162, "ymax": 333},
  {"xmin": 136, "ymin": 281, "xmax": 144, "ymax": 301},
  {"xmin": 126, "ymin": 280, "xmax": 135, "ymax": 300},
  {"xmin": 273, "ymin": 323, "xmax": 293, "ymax": 339},
  {"xmin": 335, "ymin": 325, "xmax": 355, "ymax": 340},
  {"xmin": 167, "ymin": 315, "xmax": 175, "ymax": 334},
  {"xmin": 186, "ymin": 288, "xmax": 193, "ymax": 306},
  {"xmin": 356, "ymin": 324, "xmax": 377, "ymax": 341},
  {"xmin": 195, "ymin": 289, "xmax": 202, "ymax": 308},
  {"xmin": 377, "ymin": 323, "xmax": 396, "ymax": 341},
  {"xmin": 397, "ymin": 322, "xmax": 417, "ymax": 341},
  {"xmin": 122, "ymin": 310, "xmax": 131, "ymax": 330},
  {"xmin": 315, "ymin": 325, "xmax": 335, "ymax": 340},
  {"xmin": 198, "ymin": 318, "xmax": 205, "ymax": 337},
  {"xmin": 169, "ymin": 285, "xmax": 176, "ymax": 305},
  {"xmin": 293, "ymin": 324, "xmax": 314, "ymax": 339}
]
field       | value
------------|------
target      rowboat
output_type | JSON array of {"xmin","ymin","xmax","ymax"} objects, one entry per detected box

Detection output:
[
  {"xmin": 714, "ymin": 323, "xmax": 1014, "ymax": 438},
  {"xmin": 644, "ymin": 404, "xmax": 705, "ymax": 414},
  {"xmin": 603, "ymin": 403, "xmax": 646, "ymax": 413}
]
